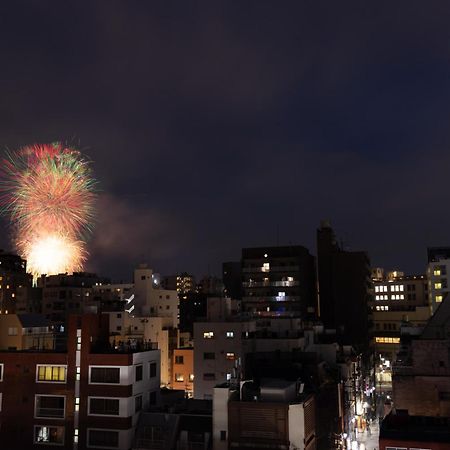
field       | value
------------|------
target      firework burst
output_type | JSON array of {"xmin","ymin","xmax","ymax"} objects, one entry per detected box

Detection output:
[{"xmin": 0, "ymin": 143, "xmax": 96, "ymax": 278}]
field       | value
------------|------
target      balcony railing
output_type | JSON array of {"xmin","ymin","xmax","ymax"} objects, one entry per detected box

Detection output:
[
  {"xmin": 243, "ymin": 266, "xmax": 300, "ymax": 273},
  {"xmin": 36, "ymin": 407, "xmax": 65, "ymax": 418},
  {"xmin": 242, "ymin": 281, "xmax": 299, "ymax": 288},
  {"xmin": 243, "ymin": 296, "xmax": 300, "ymax": 302},
  {"xmin": 392, "ymin": 365, "xmax": 413, "ymax": 375}
]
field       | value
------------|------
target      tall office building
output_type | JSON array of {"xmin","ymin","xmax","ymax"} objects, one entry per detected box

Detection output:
[
  {"xmin": 241, "ymin": 245, "xmax": 316, "ymax": 318},
  {"xmin": 317, "ymin": 221, "xmax": 371, "ymax": 349}
]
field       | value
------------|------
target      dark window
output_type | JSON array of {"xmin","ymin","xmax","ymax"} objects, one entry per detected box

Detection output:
[
  {"xmin": 149, "ymin": 362, "xmax": 157, "ymax": 378},
  {"xmin": 220, "ymin": 430, "xmax": 227, "ymax": 441},
  {"xmin": 135, "ymin": 364, "xmax": 143, "ymax": 382},
  {"xmin": 439, "ymin": 361, "xmax": 445, "ymax": 367},
  {"xmin": 135, "ymin": 395, "xmax": 142, "ymax": 413},
  {"xmin": 88, "ymin": 430, "xmax": 119, "ymax": 448},
  {"xmin": 116, "ymin": 326, "xmax": 122, "ymax": 331},
  {"xmin": 149, "ymin": 391, "xmax": 157, "ymax": 405},
  {"xmin": 204, "ymin": 352, "xmax": 215, "ymax": 360},
  {"xmin": 203, "ymin": 373, "xmax": 216, "ymax": 381},
  {"xmin": 141, "ymin": 276, "xmax": 146, "ymax": 280},
  {"xmin": 0, "ymin": 364, "xmax": 3, "ymax": 381},
  {"xmin": 35, "ymin": 395, "xmax": 65, "ymax": 418},
  {"xmin": 90, "ymin": 367, "xmax": 120, "ymax": 384},
  {"xmin": 59, "ymin": 290, "xmax": 66, "ymax": 299},
  {"xmin": 89, "ymin": 398, "xmax": 120, "ymax": 415},
  {"xmin": 175, "ymin": 355, "xmax": 184, "ymax": 364},
  {"xmin": 116, "ymin": 313, "xmax": 122, "ymax": 318}
]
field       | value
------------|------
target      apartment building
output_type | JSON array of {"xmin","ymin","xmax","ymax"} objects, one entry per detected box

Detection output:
[
  {"xmin": 0, "ymin": 313, "xmax": 160, "ymax": 450},
  {"xmin": 0, "ymin": 249, "xmax": 32, "ymax": 314},
  {"xmin": 241, "ymin": 245, "xmax": 316, "ymax": 318},
  {"xmin": 427, "ymin": 248, "xmax": 450, "ymax": 315},
  {"xmin": 193, "ymin": 317, "xmax": 306, "ymax": 400}
]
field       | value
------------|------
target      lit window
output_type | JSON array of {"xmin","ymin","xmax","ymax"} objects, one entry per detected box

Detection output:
[
  {"xmin": 435, "ymin": 283, "xmax": 442, "ymax": 289},
  {"xmin": 390, "ymin": 285, "xmax": 394, "ymax": 292},
  {"xmin": 395, "ymin": 285, "xmax": 399, "ymax": 292},
  {"xmin": 384, "ymin": 286, "xmax": 388, "ymax": 292},
  {"xmin": 37, "ymin": 366, "xmax": 67, "ymax": 382},
  {"xmin": 399, "ymin": 285, "xmax": 404, "ymax": 291},
  {"xmin": 226, "ymin": 331, "xmax": 234, "ymax": 338},
  {"xmin": 189, "ymin": 374, "xmax": 194, "ymax": 382},
  {"xmin": 34, "ymin": 426, "xmax": 64, "ymax": 444},
  {"xmin": 436, "ymin": 295, "xmax": 443, "ymax": 303},
  {"xmin": 375, "ymin": 337, "xmax": 400, "ymax": 344},
  {"xmin": 203, "ymin": 331, "xmax": 214, "ymax": 339},
  {"xmin": 376, "ymin": 306, "xmax": 380, "ymax": 311},
  {"xmin": 375, "ymin": 286, "xmax": 379, "ymax": 292},
  {"xmin": 262, "ymin": 262, "xmax": 270, "ymax": 272},
  {"xmin": 400, "ymin": 294, "xmax": 404, "ymax": 300},
  {"xmin": 226, "ymin": 352, "xmax": 236, "ymax": 360},
  {"xmin": 434, "ymin": 269, "xmax": 441, "ymax": 276},
  {"xmin": 175, "ymin": 373, "xmax": 184, "ymax": 382},
  {"xmin": 375, "ymin": 295, "xmax": 379, "ymax": 300},
  {"xmin": 226, "ymin": 373, "xmax": 232, "ymax": 381}
]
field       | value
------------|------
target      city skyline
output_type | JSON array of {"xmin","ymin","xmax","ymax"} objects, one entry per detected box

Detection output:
[{"xmin": 1, "ymin": 2, "xmax": 450, "ymax": 280}]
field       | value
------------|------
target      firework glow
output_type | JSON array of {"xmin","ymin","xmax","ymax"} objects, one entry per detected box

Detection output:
[{"xmin": 0, "ymin": 143, "xmax": 96, "ymax": 278}]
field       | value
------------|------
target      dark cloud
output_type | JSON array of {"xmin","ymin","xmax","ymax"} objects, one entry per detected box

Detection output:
[{"xmin": 1, "ymin": 1, "xmax": 450, "ymax": 278}]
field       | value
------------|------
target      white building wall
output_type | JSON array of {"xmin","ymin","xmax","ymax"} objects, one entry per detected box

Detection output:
[
  {"xmin": 213, "ymin": 386, "xmax": 237, "ymax": 450},
  {"xmin": 288, "ymin": 403, "xmax": 306, "ymax": 450},
  {"xmin": 134, "ymin": 265, "xmax": 179, "ymax": 326},
  {"xmin": 193, "ymin": 321, "xmax": 256, "ymax": 399}
]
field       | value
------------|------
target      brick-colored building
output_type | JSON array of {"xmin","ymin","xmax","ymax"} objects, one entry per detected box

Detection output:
[
  {"xmin": 379, "ymin": 411, "xmax": 450, "ymax": 450},
  {"xmin": 0, "ymin": 313, "xmax": 160, "ymax": 449},
  {"xmin": 392, "ymin": 297, "xmax": 450, "ymax": 417}
]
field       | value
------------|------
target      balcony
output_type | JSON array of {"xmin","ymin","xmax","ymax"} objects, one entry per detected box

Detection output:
[
  {"xmin": 392, "ymin": 365, "xmax": 413, "ymax": 376},
  {"xmin": 243, "ymin": 296, "xmax": 300, "ymax": 303},
  {"xmin": 243, "ymin": 266, "xmax": 300, "ymax": 273},
  {"xmin": 36, "ymin": 407, "xmax": 65, "ymax": 418},
  {"xmin": 242, "ymin": 281, "xmax": 299, "ymax": 288}
]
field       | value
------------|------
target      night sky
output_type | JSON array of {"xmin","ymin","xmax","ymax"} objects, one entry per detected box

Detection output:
[{"xmin": 1, "ymin": 2, "xmax": 450, "ymax": 281}]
